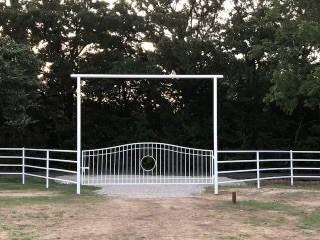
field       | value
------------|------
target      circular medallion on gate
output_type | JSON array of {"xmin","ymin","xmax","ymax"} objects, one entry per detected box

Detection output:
[{"xmin": 140, "ymin": 155, "xmax": 156, "ymax": 172}]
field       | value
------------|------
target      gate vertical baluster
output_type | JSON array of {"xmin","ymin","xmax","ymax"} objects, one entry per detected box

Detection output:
[
  {"xmin": 139, "ymin": 144, "xmax": 141, "ymax": 184},
  {"xmin": 100, "ymin": 150, "xmax": 103, "ymax": 184},
  {"xmin": 130, "ymin": 145, "xmax": 132, "ymax": 184},
  {"xmin": 205, "ymin": 152, "xmax": 208, "ymax": 184},
  {"xmin": 122, "ymin": 146, "xmax": 124, "ymax": 184},
  {"xmin": 163, "ymin": 144, "xmax": 166, "ymax": 183},
  {"xmin": 83, "ymin": 151, "xmax": 85, "ymax": 185},
  {"xmin": 176, "ymin": 146, "xmax": 178, "ymax": 183},
  {"xmin": 197, "ymin": 150, "xmax": 199, "ymax": 182},
  {"xmin": 134, "ymin": 144, "xmax": 136, "ymax": 184},
  {"xmin": 113, "ymin": 148, "xmax": 116, "ymax": 184},
  {"xmin": 188, "ymin": 148, "xmax": 191, "ymax": 183},
  {"xmin": 167, "ymin": 145, "xmax": 169, "ymax": 183},
  {"xmin": 155, "ymin": 143, "xmax": 158, "ymax": 184},
  {"xmin": 126, "ymin": 145, "xmax": 128, "ymax": 184},
  {"xmin": 151, "ymin": 143, "xmax": 153, "ymax": 184},
  {"xmin": 171, "ymin": 146, "xmax": 174, "ymax": 182},
  {"xmin": 93, "ymin": 150, "xmax": 95, "ymax": 185},
  {"xmin": 192, "ymin": 149, "xmax": 195, "ymax": 183},
  {"xmin": 117, "ymin": 147, "xmax": 120, "ymax": 184},
  {"xmin": 159, "ymin": 144, "xmax": 162, "ymax": 184},
  {"xmin": 88, "ymin": 151, "xmax": 91, "ymax": 185},
  {"xmin": 184, "ymin": 148, "xmax": 187, "ymax": 184},
  {"xmin": 257, "ymin": 151, "xmax": 260, "ymax": 189},
  {"xmin": 105, "ymin": 149, "xmax": 107, "ymax": 184},
  {"xmin": 97, "ymin": 150, "xmax": 99, "ymax": 185},
  {"xmin": 46, "ymin": 150, "xmax": 49, "ymax": 189},
  {"xmin": 22, "ymin": 147, "xmax": 25, "ymax": 184},
  {"xmin": 211, "ymin": 151, "xmax": 214, "ymax": 185}
]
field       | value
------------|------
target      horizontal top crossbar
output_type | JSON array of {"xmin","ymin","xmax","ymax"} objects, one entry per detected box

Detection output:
[{"xmin": 70, "ymin": 74, "xmax": 223, "ymax": 79}]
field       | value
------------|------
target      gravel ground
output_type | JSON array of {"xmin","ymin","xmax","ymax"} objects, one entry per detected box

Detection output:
[
  {"xmin": 58, "ymin": 175, "xmax": 242, "ymax": 198},
  {"xmin": 96, "ymin": 184, "xmax": 210, "ymax": 198}
]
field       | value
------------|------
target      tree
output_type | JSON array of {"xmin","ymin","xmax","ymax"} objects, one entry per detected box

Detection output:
[{"xmin": 0, "ymin": 36, "xmax": 41, "ymax": 146}]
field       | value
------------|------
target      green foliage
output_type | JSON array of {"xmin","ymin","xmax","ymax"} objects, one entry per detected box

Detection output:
[
  {"xmin": 0, "ymin": 36, "xmax": 41, "ymax": 146},
  {"xmin": 0, "ymin": 0, "xmax": 319, "ymax": 151},
  {"xmin": 263, "ymin": 0, "xmax": 320, "ymax": 114}
]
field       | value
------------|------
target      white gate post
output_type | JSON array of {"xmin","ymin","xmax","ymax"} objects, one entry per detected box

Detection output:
[
  {"xmin": 76, "ymin": 76, "xmax": 81, "ymax": 195},
  {"xmin": 46, "ymin": 150, "xmax": 49, "ymax": 188},
  {"xmin": 22, "ymin": 147, "xmax": 25, "ymax": 184},
  {"xmin": 290, "ymin": 150, "xmax": 294, "ymax": 186},
  {"xmin": 213, "ymin": 77, "xmax": 218, "ymax": 194}
]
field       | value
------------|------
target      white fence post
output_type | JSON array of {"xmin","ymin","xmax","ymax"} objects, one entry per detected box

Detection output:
[
  {"xmin": 46, "ymin": 150, "xmax": 49, "ymax": 189},
  {"xmin": 290, "ymin": 150, "xmax": 294, "ymax": 186},
  {"xmin": 22, "ymin": 147, "xmax": 25, "ymax": 184},
  {"xmin": 256, "ymin": 151, "xmax": 260, "ymax": 189}
]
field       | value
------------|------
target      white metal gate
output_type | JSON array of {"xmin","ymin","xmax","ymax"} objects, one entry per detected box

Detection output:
[{"xmin": 81, "ymin": 142, "xmax": 214, "ymax": 185}]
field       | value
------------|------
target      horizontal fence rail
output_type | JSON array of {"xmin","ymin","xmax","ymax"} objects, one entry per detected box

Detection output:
[
  {"xmin": 1, "ymin": 147, "xmax": 320, "ymax": 194},
  {"xmin": 0, "ymin": 148, "xmax": 23, "ymax": 176},
  {"xmin": 0, "ymin": 147, "xmax": 78, "ymax": 193},
  {"xmin": 217, "ymin": 150, "xmax": 320, "ymax": 191}
]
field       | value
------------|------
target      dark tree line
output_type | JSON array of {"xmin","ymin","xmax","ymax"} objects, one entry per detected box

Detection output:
[{"xmin": 0, "ymin": 0, "xmax": 319, "ymax": 150}]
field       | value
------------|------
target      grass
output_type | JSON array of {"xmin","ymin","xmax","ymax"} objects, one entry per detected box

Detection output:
[
  {"xmin": 224, "ymin": 200, "xmax": 295, "ymax": 227},
  {"xmin": 0, "ymin": 176, "xmax": 100, "ymax": 239},
  {"xmin": 234, "ymin": 200, "xmax": 293, "ymax": 212},
  {"xmin": 299, "ymin": 212, "xmax": 320, "ymax": 230},
  {"xmin": 205, "ymin": 179, "xmax": 320, "ymax": 193},
  {"xmin": 213, "ymin": 181, "xmax": 320, "ymax": 232},
  {"xmin": 261, "ymin": 180, "xmax": 320, "ymax": 191},
  {"xmin": 0, "ymin": 176, "xmax": 99, "ymax": 206},
  {"xmin": 2, "ymin": 224, "xmax": 34, "ymax": 240}
]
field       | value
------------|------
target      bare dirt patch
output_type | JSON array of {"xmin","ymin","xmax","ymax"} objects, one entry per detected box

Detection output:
[
  {"xmin": 1, "ymin": 186, "xmax": 320, "ymax": 239},
  {"xmin": 0, "ymin": 231, "xmax": 9, "ymax": 240}
]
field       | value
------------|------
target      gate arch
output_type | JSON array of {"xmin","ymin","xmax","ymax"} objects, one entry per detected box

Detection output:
[{"xmin": 81, "ymin": 142, "xmax": 213, "ymax": 185}]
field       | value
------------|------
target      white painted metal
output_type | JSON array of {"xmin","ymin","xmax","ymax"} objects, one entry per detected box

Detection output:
[
  {"xmin": 46, "ymin": 150, "xmax": 49, "ymax": 189},
  {"xmin": 256, "ymin": 152, "xmax": 260, "ymax": 189},
  {"xmin": 22, "ymin": 147, "xmax": 25, "ymax": 184},
  {"xmin": 76, "ymin": 76, "xmax": 81, "ymax": 195},
  {"xmin": 71, "ymin": 74, "xmax": 223, "ymax": 192},
  {"xmin": 290, "ymin": 150, "xmax": 294, "ymax": 186},
  {"xmin": 1, "ymin": 148, "xmax": 320, "ymax": 194},
  {"xmin": 82, "ymin": 143, "xmax": 214, "ymax": 185},
  {"xmin": 0, "ymin": 148, "xmax": 77, "ymax": 191},
  {"xmin": 22, "ymin": 148, "xmax": 77, "ymax": 153},
  {"xmin": 213, "ymin": 77, "xmax": 218, "ymax": 194},
  {"xmin": 70, "ymin": 74, "xmax": 224, "ymax": 79},
  {"xmin": 217, "ymin": 150, "xmax": 320, "ymax": 188}
]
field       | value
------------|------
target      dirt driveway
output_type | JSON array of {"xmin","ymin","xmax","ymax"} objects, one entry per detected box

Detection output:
[{"xmin": 1, "ymin": 183, "xmax": 320, "ymax": 239}]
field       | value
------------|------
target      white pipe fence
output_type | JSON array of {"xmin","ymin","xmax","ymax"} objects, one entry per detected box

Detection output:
[
  {"xmin": 216, "ymin": 150, "xmax": 320, "ymax": 193},
  {"xmin": 1, "ymin": 148, "xmax": 320, "ymax": 194},
  {"xmin": 0, "ymin": 148, "xmax": 78, "ymax": 193}
]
